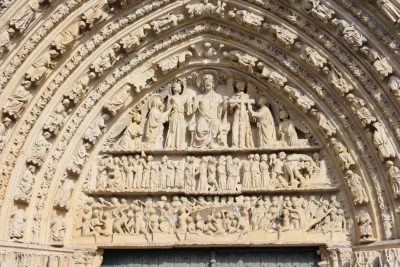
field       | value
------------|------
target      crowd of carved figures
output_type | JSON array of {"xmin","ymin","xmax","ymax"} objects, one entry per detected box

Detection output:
[
  {"xmin": 95, "ymin": 152, "xmax": 324, "ymax": 192},
  {"xmin": 112, "ymin": 73, "xmax": 311, "ymax": 151},
  {"xmin": 2, "ymin": 0, "xmax": 400, "ymax": 250},
  {"xmin": 76, "ymin": 194, "xmax": 347, "ymax": 241}
]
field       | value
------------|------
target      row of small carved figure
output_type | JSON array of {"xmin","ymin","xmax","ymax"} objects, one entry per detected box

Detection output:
[
  {"xmin": 96, "ymin": 152, "xmax": 322, "ymax": 192},
  {"xmin": 77, "ymin": 194, "xmax": 346, "ymax": 241}
]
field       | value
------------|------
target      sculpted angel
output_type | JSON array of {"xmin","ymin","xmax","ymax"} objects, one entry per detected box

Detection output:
[{"xmin": 144, "ymin": 95, "xmax": 169, "ymax": 149}]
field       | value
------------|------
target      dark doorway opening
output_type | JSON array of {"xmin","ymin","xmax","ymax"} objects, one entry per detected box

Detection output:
[{"xmin": 101, "ymin": 247, "xmax": 318, "ymax": 267}]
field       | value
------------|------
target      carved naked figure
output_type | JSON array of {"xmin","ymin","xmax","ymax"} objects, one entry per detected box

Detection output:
[
  {"xmin": 3, "ymin": 81, "xmax": 32, "ymax": 120},
  {"xmin": 302, "ymin": 0, "xmax": 335, "ymax": 23},
  {"xmin": 297, "ymin": 43, "xmax": 327, "ymax": 71},
  {"xmin": 157, "ymin": 51, "xmax": 193, "ymax": 74},
  {"xmin": 25, "ymin": 52, "xmax": 57, "ymax": 84},
  {"xmin": 9, "ymin": 0, "xmax": 40, "ymax": 33},
  {"xmin": 55, "ymin": 177, "xmax": 75, "ymax": 209},
  {"xmin": 150, "ymin": 13, "xmax": 185, "ymax": 34},
  {"xmin": 249, "ymin": 96, "xmax": 276, "ymax": 147},
  {"xmin": 372, "ymin": 122, "xmax": 396, "ymax": 160},
  {"xmin": 15, "ymin": 165, "xmax": 36, "ymax": 202},
  {"xmin": 189, "ymin": 72, "xmax": 226, "ymax": 149},
  {"xmin": 144, "ymin": 95, "xmax": 169, "ymax": 149},
  {"xmin": 51, "ymin": 20, "xmax": 82, "ymax": 55},
  {"xmin": 103, "ymin": 85, "xmax": 131, "ymax": 116},
  {"xmin": 0, "ymin": 28, "xmax": 14, "ymax": 56},
  {"xmin": 117, "ymin": 112, "xmax": 143, "ymax": 150},
  {"xmin": 165, "ymin": 80, "xmax": 187, "ymax": 149},
  {"xmin": 330, "ymin": 138, "xmax": 355, "ymax": 170},
  {"xmin": 278, "ymin": 110, "xmax": 299, "ymax": 146},
  {"xmin": 26, "ymin": 132, "xmax": 51, "ymax": 167},
  {"xmin": 230, "ymin": 80, "xmax": 254, "ymax": 148},
  {"xmin": 345, "ymin": 170, "xmax": 369, "ymax": 205},
  {"xmin": 119, "ymin": 24, "xmax": 151, "ymax": 52},
  {"xmin": 207, "ymin": 157, "xmax": 219, "ymax": 191},
  {"xmin": 50, "ymin": 216, "xmax": 65, "ymax": 243},
  {"xmin": 186, "ymin": 0, "xmax": 226, "ymax": 18},
  {"xmin": 83, "ymin": 114, "xmax": 109, "ymax": 145},
  {"xmin": 386, "ymin": 161, "xmax": 400, "ymax": 198},
  {"xmin": 377, "ymin": 0, "xmax": 400, "ymax": 24},
  {"xmin": 9, "ymin": 209, "xmax": 25, "ymax": 240},
  {"xmin": 357, "ymin": 209, "xmax": 374, "ymax": 241},
  {"xmin": 269, "ymin": 152, "xmax": 288, "ymax": 188},
  {"xmin": 228, "ymin": 8, "xmax": 264, "ymax": 30},
  {"xmin": 331, "ymin": 19, "xmax": 367, "ymax": 49}
]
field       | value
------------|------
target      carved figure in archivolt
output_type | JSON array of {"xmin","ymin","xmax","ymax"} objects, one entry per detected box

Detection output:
[
  {"xmin": 103, "ymin": 85, "xmax": 131, "ymax": 117},
  {"xmin": 9, "ymin": 209, "xmax": 25, "ymax": 240},
  {"xmin": 345, "ymin": 170, "xmax": 369, "ymax": 205},
  {"xmin": 377, "ymin": 0, "xmax": 400, "ymax": 24},
  {"xmin": 230, "ymin": 79, "xmax": 254, "ymax": 148},
  {"xmin": 189, "ymin": 72, "xmax": 227, "ymax": 149},
  {"xmin": 186, "ymin": 0, "xmax": 226, "ymax": 18},
  {"xmin": 25, "ymin": 51, "xmax": 57, "ymax": 85},
  {"xmin": 372, "ymin": 122, "xmax": 396, "ymax": 160},
  {"xmin": 0, "ymin": 27, "xmax": 14, "ymax": 56},
  {"xmin": 302, "ymin": 0, "xmax": 335, "ymax": 23},
  {"xmin": 15, "ymin": 165, "xmax": 35, "ymax": 203},
  {"xmin": 26, "ymin": 132, "xmax": 51, "ymax": 167},
  {"xmin": 3, "ymin": 81, "xmax": 32, "ymax": 120},
  {"xmin": 330, "ymin": 138, "xmax": 355, "ymax": 170},
  {"xmin": 331, "ymin": 19, "xmax": 366, "ymax": 49},
  {"xmin": 150, "ymin": 13, "xmax": 184, "ymax": 34},
  {"xmin": 9, "ymin": 0, "xmax": 40, "ymax": 33},
  {"xmin": 249, "ymin": 96, "xmax": 276, "ymax": 147},
  {"xmin": 55, "ymin": 177, "xmax": 74, "ymax": 209},
  {"xmin": 357, "ymin": 209, "xmax": 375, "ymax": 241},
  {"xmin": 386, "ymin": 161, "xmax": 400, "ymax": 198},
  {"xmin": 0, "ymin": 117, "xmax": 11, "ymax": 150},
  {"xmin": 165, "ymin": 80, "xmax": 188, "ymax": 149}
]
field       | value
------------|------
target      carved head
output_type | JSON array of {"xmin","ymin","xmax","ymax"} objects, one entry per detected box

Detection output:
[
  {"xmin": 279, "ymin": 110, "xmax": 289, "ymax": 120},
  {"xmin": 2, "ymin": 117, "xmax": 12, "ymax": 127},
  {"xmin": 171, "ymin": 79, "xmax": 184, "ymax": 95},
  {"xmin": 234, "ymin": 79, "xmax": 246, "ymax": 93},
  {"xmin": 201, "ymin": 73, "xmax": 215, "ymax": 92},
  {"xmin": 257, "ymin": 96, "xmax": 268, "ymax": 106},
  {"xmin": 278, "ymin": 151, "xmax": 286, "ymax": 159},
  {"xmin": 261, "ymin": 154, "xmax": 268, "ymax": 161}
]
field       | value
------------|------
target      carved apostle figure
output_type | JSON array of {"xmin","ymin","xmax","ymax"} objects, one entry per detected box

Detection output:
[
  {"xmin": 144, "ymin": 95, "xmax": 169, "ymax": 149},
  {"xmin": 9, "ymin": 209, "xmax": 25, "ymax": 240},
  {"xmin": 372, "ymin": 122, "xmax": 396, "ymax": 160},
  {"xmin": 189, "ymin": 72, "xmax": 226, "ymax": 149},
  {"xmin": 386, "ymin": 161, "xmax": 400, "ymax": 198},
  {"xmin": 230, "ymin": 79, "xmax": 254, "ymax": 148},
  {"xmin": 3, "ymin": 81, "xmax": 32, "ymax": 120},
  {"xmin": 165, "ymin": 79, "xmax": 187, "ymax": 149},
  {"xmin": 0, "ymin": 117, "xmax": 11, "ymax": 150},
  {"xmin": 249, "ymin": 96, "xmax": 276, "ymax": 147}
]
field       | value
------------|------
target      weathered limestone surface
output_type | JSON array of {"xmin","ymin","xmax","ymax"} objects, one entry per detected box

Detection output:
[{"xmin": 0, "ymin": 0, "xmax": 399, "ymax": 266}]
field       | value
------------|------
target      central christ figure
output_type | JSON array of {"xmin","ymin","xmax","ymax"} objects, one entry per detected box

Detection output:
[{"xmin": 190, "ymin": 72, "xmax": 227, "ymax": 149}]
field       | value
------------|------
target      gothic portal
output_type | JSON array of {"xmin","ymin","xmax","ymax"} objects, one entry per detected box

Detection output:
[{"xmin": 0, "ymin": 0, "xmax": 400, "ymax": 266}]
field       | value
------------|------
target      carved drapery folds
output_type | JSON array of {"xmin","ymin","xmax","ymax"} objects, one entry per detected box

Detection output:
[{"xmin": 0, "ymin": 0, "xmax": 400, "ymax": 265}]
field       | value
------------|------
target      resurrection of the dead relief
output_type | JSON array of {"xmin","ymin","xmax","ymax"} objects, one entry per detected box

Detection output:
[{"xmin": 1, "ymin": 0, "xmax": 400, "ymax": 266}]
